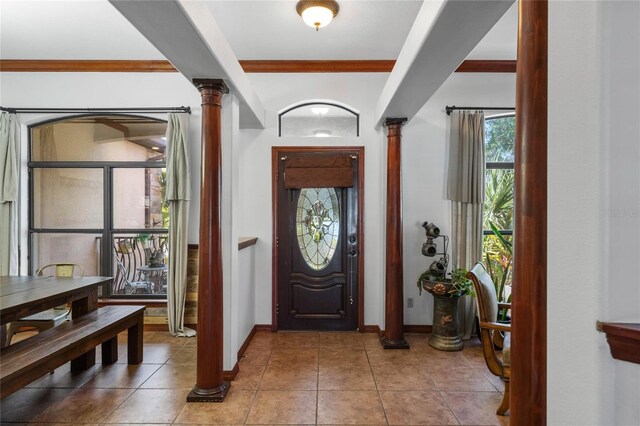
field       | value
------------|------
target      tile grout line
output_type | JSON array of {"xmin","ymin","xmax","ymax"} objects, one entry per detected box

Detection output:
[
  {"xmin": 364, "ymin": 338, "xmax": 390, "ymax": 426},
  {"xmin": 315, "ymin": 333, "xmax": 320, "ymax": 426},
  {"xmin": 243, "ymin": 332, "xmax": 275, "ymax": 425}
]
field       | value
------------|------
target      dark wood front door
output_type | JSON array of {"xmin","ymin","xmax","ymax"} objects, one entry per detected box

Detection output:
[{"xmin": 275, "ymin": 149, "xmax": 361, "ymax": 331}]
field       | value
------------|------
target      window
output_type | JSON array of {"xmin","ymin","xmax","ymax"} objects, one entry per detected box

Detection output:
[
  {"xmin": 278, "ymin": 100, "xmax": 359, "ymax": 137},
  {"xmin": 482, "ymin": 114, "xmax": 515, "ymax": 296},
  {"xmin": 29, "ymin": 115, "xmax": 168, "ymax": 298}
]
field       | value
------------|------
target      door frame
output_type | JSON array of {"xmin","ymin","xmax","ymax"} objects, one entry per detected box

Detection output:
[{"xmin": 271, "ymin": 146, "xmax": 365, "ymax": 332}]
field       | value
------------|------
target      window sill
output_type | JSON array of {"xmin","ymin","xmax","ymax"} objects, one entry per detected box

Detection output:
[{"xmin": 98, "ymin": 298, "xmax": 167, "ymax": 307}]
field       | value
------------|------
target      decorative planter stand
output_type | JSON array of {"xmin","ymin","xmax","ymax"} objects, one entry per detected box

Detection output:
[{"xmin": 429, "ymin": 295, "xmax": 463, "ymax": 351}]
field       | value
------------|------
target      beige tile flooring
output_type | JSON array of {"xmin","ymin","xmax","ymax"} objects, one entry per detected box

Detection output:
[{"xmin": 1, "ymin": 331, "xmax": 509, "ymax": 425}]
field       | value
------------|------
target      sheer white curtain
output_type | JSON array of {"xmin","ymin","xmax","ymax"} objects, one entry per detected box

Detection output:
[
  {"xmin": 0, "ymin": 113, "xmax": 20, "ymax": 275},
  {"xmin": 165, "ymin": 113, "xmax": 195, "ymax": 337},
  {"xmin": 447, "ymin": 111, "xmax": 485, "ymax": 339}
]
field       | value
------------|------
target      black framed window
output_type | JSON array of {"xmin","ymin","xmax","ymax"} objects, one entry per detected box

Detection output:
[
  {"xmin": 482, "ymin": 114, "xmax": 515, "ymax": 293},
  {"xmin": 28, "ymin": 114, "xmax": 169, "ymax": 298}
]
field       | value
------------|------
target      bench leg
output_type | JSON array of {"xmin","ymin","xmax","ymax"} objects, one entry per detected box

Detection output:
[
  {"xmin": 71, "ymin": 348, "xmax": 96, "ymax": 371},
  {"xmin": 127, "ymin": 315, "xmax": 144, "ymax": 365},
  {"xmin": 102, "ymin": 336, "xmax": 119, "ymax": 365}
]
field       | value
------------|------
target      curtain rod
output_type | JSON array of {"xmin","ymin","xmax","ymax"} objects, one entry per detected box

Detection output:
[
  {"xmin": 445, "ymin": 105, "xmax": 515, "ymax": 115},
  {"xmin": 0, "ymin": 106, "xmax": 191, "ymax": 114}
]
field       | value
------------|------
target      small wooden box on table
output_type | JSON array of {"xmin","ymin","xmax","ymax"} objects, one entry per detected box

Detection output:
[{"xmin": 0, "ymin": 276, "xmax": 145, "ymax": 399}]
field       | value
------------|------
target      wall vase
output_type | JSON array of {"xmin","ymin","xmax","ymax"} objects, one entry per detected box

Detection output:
[{"xmin": 423, "ymin": 280, "xmax": 464, "ymax": 351}]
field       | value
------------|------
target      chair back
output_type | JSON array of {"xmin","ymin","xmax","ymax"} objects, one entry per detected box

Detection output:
[
  {"xmin": 36, "ymin": 263, "xmax": 83, "ymax": 278},
  {"xmin": 467, "ymin": 263, "xmax": 498, "ymax": 323}
]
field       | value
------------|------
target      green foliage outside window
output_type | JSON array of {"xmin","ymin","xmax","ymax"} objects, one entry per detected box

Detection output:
[{"xmin": 483, "ymin": 115, "xmax": 515, "ymax": 309}]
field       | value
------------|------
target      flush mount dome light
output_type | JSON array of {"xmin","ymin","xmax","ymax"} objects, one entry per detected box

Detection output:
[{"xmin": 296, "ymin": 0, "xmax": 339, "ymax": 31}]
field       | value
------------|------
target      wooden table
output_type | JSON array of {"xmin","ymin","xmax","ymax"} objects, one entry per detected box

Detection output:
[{"xmin": 0, "ymin": 275, "xmax": 113, "ymax": 369}]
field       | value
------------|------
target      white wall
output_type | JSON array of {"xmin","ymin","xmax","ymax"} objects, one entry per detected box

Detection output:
[
  {"xmin": 402, "ymin": 72, "xmax": 515, "ymax": 325},
  {"xmin": 548, "ymin": 1, "xmax": 640, "ymax": 424}
]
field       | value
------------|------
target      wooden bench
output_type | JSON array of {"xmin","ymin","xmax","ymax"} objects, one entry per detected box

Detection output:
[{"xmin": 0, "ymin": 305, "xmax": 145, "ymax": 399}]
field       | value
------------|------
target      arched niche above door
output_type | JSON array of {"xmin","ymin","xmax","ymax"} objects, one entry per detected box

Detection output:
[{"xmin": 278, "ymin": 99, "xmax": 360, "ymax": 138}]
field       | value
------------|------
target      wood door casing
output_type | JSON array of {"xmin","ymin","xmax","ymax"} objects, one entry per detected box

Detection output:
[{"xmin": 272, "ymin": 147, "xmax": 364, "ymax": 332}]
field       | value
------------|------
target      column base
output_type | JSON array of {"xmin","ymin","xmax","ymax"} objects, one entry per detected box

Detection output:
[
  {"xmin": 379, "ymin": 335, "xmax": 410, "ymax": 349},
  {"xmin": 186, "ymin": 381, "xmax": 230, "ymax": 402}
]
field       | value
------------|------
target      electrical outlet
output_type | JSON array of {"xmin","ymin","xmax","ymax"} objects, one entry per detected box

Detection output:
[{"xmin": 407, "ymin": 297, "xmax": 414, "ymax": 308}]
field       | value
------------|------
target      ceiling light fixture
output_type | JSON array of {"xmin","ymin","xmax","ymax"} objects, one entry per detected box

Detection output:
[{"xmin": 296, "ymin": 0, "xmax": 339, "ymax": 31}]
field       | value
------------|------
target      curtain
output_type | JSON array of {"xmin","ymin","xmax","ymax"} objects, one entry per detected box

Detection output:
[
  {"xmin": 447, "ymin": 111, "xmax": 485, "ymax": 339},
  {"xmin": 165, "ymin": 113, "xmax": 195, "ymax": 337},
  {"xmin": 0, "ymin": 113, "xmax": 20, "ymax": 276}
]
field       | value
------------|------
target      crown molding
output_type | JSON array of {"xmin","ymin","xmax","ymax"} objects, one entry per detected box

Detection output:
[{"xmin": 0, "ymin": 59, "xmax": 516, "ymax": 73}]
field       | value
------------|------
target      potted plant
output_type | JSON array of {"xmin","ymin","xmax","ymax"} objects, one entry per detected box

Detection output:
[{"xmin": 416, "ymin": 222, "xmax": 474, "ymax": 351}]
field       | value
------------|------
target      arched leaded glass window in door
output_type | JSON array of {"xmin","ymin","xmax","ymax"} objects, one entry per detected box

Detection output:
[
  {"xmin": 296, "ymin": 188, "xmax": 340, "ymax": 270},
  {"xmin": 278, "ymin": 100, "xmax": 359, "ymax": 137}
]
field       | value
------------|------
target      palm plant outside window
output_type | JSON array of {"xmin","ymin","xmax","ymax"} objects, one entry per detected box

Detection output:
[{"xmin": 483, "ymin": 114, "xmax": 515, "ymax": 305}]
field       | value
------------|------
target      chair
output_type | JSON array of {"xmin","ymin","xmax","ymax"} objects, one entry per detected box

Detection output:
[
  {"xmin": 467, "ymin": 262, "xmax": 511, "ymax": 416},
  {"xmin": 114, "ymin": 256, "xmax": 153, "ymax": 295},
  {"xmin": 4, "ymin": 263, "xmax": 83, "ymax": 347}
]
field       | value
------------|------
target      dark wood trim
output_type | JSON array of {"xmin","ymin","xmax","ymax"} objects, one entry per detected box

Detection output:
[
  {"xmin": 1, "ymin": 59, "xmax": 516, "ymax": 74},
  {"xmin": 403, "ymin": 325, "xmax": 433, "ymax": 333},
  {"xmin": 237, "ymin": 325, "xmax": 258, "ymax": 361},
  {"xmin": 142, "ymin": 323, "xmax": 197, "ymax": 332},
  {"xmin": 98, "ymin": 298, "xmax": 167, "ymax": 308},
  {"xmin": 271, "ymin": 146, "xmax": 365, "ymax": 333},
  {"xmin": 512, "ymin": 0, "xmax": 548, "ymax": 423},
  {"xmin": 380, "ymin": 118, "xmax": 409, "ymax": 350},
  {"xmin": 598, "ymin": 322, "xmax": 640, "ymax": 365},
  {"xmin": 0, "ymin": 59, "xmax": 177, "ymax": 72},
  {"xmin": 223, "ymin": 362, "xmax": 239, "ymax": 381},
  {"xmin": 187, "ymin": 79, "xmax": 230, "ymax": 403},
  {"xmin": 455, "ymin": 60, "xmax": 517, "ymax": 73},
  {"xmin": 254, "ymin": 324, "xmax": 273, "ymax": 332},
  {"xmin": 238, "ymin": 237, "xmax": 258, "ymax": 251},
  {"xmin": 239, "ymin": 60, "xmax": 396, "ymax": 73},
  {"xmin": 363, "ymin": 325, "xmax": 381, "ymax": 334}
]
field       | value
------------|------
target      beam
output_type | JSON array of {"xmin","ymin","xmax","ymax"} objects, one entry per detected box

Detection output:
[
  {"xmin": 511, "ymin": 0, "xmax": 547, "ymax": 422},
  {"xmin": 0, "ymin": 59, "xmax": 516, "ymax": 74},
  {"xmin": 108, "ymin": 0, "xmax": 264, "ymax": 129},
  {"xmin": 374, "ymin": 0, "xmax": 515, "ymax": 126}
]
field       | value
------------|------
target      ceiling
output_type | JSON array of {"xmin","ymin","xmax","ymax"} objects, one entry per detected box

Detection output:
[{"xmin": 0, "ymin": 0, "xmax": 516, "ymax": 61}]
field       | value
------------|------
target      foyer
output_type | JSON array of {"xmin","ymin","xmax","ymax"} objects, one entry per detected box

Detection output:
[{"xmin": 1, "ymin": 331, "xmax": 508, "ymax": 425}]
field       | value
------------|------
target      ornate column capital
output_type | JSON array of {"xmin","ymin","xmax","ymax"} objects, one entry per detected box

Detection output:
[
  {"xmin": 193, "ymin": 79, "xmax": 229, "ymax": 107},
  {"xmin": 383, "ymin": 117, "xmax": 408, "ymax": 128}
]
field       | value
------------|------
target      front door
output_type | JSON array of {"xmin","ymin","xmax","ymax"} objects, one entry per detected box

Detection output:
[{"xmin": 276, "ymin": 149, "xmax": 360, "ymax": 330}]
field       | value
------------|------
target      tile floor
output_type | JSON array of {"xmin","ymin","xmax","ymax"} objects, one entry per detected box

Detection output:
[{"xmin": 1, "ymin": 331, "xmax": 509, "ymax": 425}]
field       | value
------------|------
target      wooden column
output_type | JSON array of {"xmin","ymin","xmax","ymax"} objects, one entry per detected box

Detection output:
[
  {"xmin": 511, "ymin": 0, "xmax": 547, "ymax": 423},
  {"xmin": 187, "ymin": 79, "xmax": 230, "ymax": 403},
  {"xmin": 380, "ymin": 117, "xmax": 409, "ymax": 349}
]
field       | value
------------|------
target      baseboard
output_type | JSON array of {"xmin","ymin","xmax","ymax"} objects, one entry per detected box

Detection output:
[
  {"xmin": 223, "ymin": 362, "xmax": 239, "ymax": 381},
  {"xmin": 143, "ymin": 323, "xmax": 197, "ymax": 332},
  {"xmin": 254, "ymin": 324, "xmax": 273, "ymax": 331},
  {"xmin": 364, "ymin": 325, "xmax": 433, "ymax": 334},
  {"xmin": 237, "ymin": 326, "xmax": 257, "ymax": 361},
  {"xmin": 404, "ymin": 325, "xmax": 433, "ymax": 333},
  {"xmin": 363, "ymin": 325, "xmax": 381, "ymax": 333}
]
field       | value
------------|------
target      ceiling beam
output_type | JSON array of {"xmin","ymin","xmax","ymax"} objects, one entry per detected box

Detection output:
[
  {"xmin": 108, "ymin": 0, "xmax": 265, "ymax": 129},
  {"xmin": 0, "ymin": 59, "xmax": 516, "ymax": 74},
  {"xmin": 374, "ymin": 0, "xmax": 515, "ymax": 126}
]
